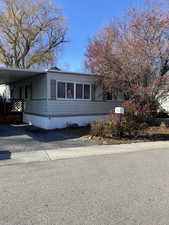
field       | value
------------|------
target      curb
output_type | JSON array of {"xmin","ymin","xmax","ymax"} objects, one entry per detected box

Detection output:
[{"xmin": 0, "ymin": 141, "xmax": 169, "ymax": 166}]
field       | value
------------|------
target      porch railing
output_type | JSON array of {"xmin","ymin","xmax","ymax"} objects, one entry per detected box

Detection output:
[{"xmin": 0, "ymin": 99, "xmax": 24, "ymax": 114}]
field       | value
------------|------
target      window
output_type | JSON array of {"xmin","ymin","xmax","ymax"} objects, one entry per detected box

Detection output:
[
  {"xmin": 84, "ymin": 84, "xmax": 90, "ymax": 99},
  {"xmin": 76, "ymin": 84, "xmax": 83, "ymax": 99},
  {"xmin": 24, "ymin": 85, "xmax": 32, "ymax": 100},
  {"xmin": 50, "ymin": 80, "xmax": 56, "ymax": 99},
  {"xmin": 67, "ymin": 83, "xmax": 74, "ymax": 99},
  {"xmin": 104, "ymin": 89, "xmax": 124, "ymax": 101},
  {"xmin": 57, "ymin": 81, "xmax": 91, "ymax": 100},
  {"xmin": 25, "ymin": 86, "xmax": 28, "ymax": 99},
  {"xmin": 10, "ymin": 89, "xmax": 14, "ymax": 99},
  {"xmin": 58, "ymin": 82, "xmax": 65, "ymax": 98},
  {"xmin": 19, "ymin": 87, "xmax": 22, "ymax": 99},
  {"xmin": 104, "ymin": 92, "xmax": 113, "ymax": 101}
]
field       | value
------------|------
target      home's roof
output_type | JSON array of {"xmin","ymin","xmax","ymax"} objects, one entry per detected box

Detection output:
[
  {"xmin": 47, "ymin": 69, "xmax": 97, "ymax": 77},
  {"xmin": 0, "ymin": 67, "xmax": 46, "ymax": 85},
  {"xmin": 0, "ymin": 67, "xmax": 97, "ymax": 85}
]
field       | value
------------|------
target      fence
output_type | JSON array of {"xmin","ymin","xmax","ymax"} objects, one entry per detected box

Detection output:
[
  {"xmin": 0, "ymin": 99, "xmax": 24, "ymax": 123},
  {"xmin": 0, "ymin": 99, "xmax": 24, "ymax": 114}
]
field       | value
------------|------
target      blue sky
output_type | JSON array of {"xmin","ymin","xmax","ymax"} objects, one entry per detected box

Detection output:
[{"xmin": 55, "ymin": 0, "xmax": 164, "ymax": 72}]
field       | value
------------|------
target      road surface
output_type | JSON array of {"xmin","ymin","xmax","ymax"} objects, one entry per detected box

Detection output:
[{"xmin": 1, "ymin": 147, "xmax": 169, "ymax": 225}]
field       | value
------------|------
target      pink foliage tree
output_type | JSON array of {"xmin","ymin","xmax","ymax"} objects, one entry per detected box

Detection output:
[{"xmin": 85, "ymin": 1, "xmax": 169, "ymax": 111}]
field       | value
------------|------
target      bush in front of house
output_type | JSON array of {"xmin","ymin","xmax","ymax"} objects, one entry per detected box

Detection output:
[
  {"xmin": 90, "ymin": 115, "xmax": 120, "ymax": 138},
  {"xmin": 121, "ymin": 100, "xmax": 150, "ymax": 137},
  {"xmin": 91, "ymin": 100, "xmax": 150, "ymax": 138}
]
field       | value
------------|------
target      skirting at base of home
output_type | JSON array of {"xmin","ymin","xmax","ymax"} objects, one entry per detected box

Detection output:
[{"xmin": 23, "ymin": 113, "xmax": 108, "ymax": 130}]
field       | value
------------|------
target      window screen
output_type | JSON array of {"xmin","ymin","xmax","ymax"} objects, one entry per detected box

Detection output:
[
  {"xmin": 67, "ymin": 83, "xmax": 74, "ymax": 99},
  {"xmin": 57, "ymin": 82, "xmax": 65, "ymax": 98},
  {"xmin": 76, "ymin": 84, "xmax": 83, "ymax": 99},
  {"xmin": 104, "ymin": 92, "xmax": 112, "ymax": 100},
  {"xmin": 10, "ymin": 89, "xmax": 14, "ymax": 99},
  {"xmin": 84, "ymin": 84, "xmax": 90, "ymax": 99},
  {"xmin": 50, "ymin": 80, "xmax": 56, "ymax": 99},
  {"xmin": 25, "ymin": 86, "xmax": 28, "ymax": 99}
]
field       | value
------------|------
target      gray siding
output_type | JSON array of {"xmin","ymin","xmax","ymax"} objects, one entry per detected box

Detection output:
[
  {"xmin": 46, "ymin": 100, "xmax": 117, "ymax": 116},
  {"xmin": 12, "ymin": 74, "xmax": 47, "ymax": 115},
  {"xmin": 12, "ymin": 74, "xmax": 47, "ymax": 100},
  {"xmin": 46, "ymin": 72, "xmax": 119, "ymax": 116},
  {"xmin": 47, "ymin": 72, "xmax": 98, "ymax": 100},
  {"xmin": 13, "ymin": 71, "xmax": 123, "ymax": 117},
  {"xmin": 32, "ymin": 74, "xmax": 47, "ymax": 99},
  {"xmin": 24, "ymin": 100, "xmax": 48, "ymax": 115}
]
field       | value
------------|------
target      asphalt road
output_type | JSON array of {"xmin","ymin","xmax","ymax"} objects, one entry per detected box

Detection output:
[{"xmin": 1, "ymin": 148, "xmax": 169, "ymax": 225}]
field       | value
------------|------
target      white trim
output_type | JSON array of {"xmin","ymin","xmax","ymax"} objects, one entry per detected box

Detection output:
[
  {"xmin": 23, "ymin": 113, "xmax": 107, "ymax": 130},
  {"xmin": 75, "ymin": 83, "xmax": 83, "ymax": 100},
  {"xmin": 54, "ymin": 80, "xmax": 92, "ymax": 101}
]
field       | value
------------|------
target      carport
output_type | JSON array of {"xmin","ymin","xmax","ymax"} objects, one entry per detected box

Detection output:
[
  {"xmin": 0, "ymin": 67, "xmax": 45, "ymax": 85},
  {"xmin": 0, "ymin": 67, "xmax": 46, "ymax": 123}
]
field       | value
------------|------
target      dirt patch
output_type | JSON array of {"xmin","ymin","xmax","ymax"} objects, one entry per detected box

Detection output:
[
  {"xmin": 144, "ymin": 125, "xmax": 169, "ymax": 141},
  {"xmin": 57, "ymin": 126, "xmax": 91, "ymax": 138},
  {"xmin": 61, "ymin": 124, "xmax": 169, "ymax": 145}
]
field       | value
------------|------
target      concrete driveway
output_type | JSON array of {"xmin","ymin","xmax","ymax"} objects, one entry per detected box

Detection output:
[{"xmin": 0, "ymin": 123, "xmax": 92, "ymax": 153}]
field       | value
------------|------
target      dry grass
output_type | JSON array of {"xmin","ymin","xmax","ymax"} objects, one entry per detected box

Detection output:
[
  {"xmin": 57, "ymin": 126, "xmax": 91, "ymax": 138},
  {"xmin": 144, "ymin": 123, "xmax": 169, "ymax": 141},
  {"xmin": 57, "ymin": 123, "xmax": 169, "ymax": 145}
]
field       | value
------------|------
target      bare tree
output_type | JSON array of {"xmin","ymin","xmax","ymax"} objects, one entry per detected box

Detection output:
[
  {"xmin": 0, "ymin": 0, "xmax": 67, "ymax": 68},
  {"xmin": 85, "ymin": 1, "xmax": 169, "ymax": 110}
]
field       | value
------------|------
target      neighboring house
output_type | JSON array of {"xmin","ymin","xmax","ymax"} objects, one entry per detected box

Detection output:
[{"xmin": 0, "ymin": 67, "xmax": 123, "ymax": 129}]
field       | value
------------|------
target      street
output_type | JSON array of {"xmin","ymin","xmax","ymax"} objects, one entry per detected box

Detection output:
[{"xmin": 1, "ymin": 147, "xmax": 169, "ymax": 225}]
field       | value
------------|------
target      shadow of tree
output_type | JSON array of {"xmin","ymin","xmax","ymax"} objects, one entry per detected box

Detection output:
[{"xmin": 0, "ymin": 124, "xmax": 89, "ymax": 142}]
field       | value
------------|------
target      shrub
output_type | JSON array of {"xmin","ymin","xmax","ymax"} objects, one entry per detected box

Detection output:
[
  {"xmin": 91, "ymin": 100, "xmax": 150, "ymax": 138},
  {"xmin": 91, "ymin": 115, "xmax": 121, "ymax": 138},
  {"xmin": 90, "ymin": 120, "xmax": 104, "ymax": 137},
  {"xmin": 121, "ymin": 100, "xmax": 150, "ymax": 137}
]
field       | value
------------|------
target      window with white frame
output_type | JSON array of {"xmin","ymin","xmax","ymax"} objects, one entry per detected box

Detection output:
[
  {"xmin": 67, "ymin": 83, "xmax": 74, "ymax": 99},
  {"xmin": 57, "ymin": 82, "xmax": 65, "ymax": 98},
  {"xmin": 84, "ymin": 84, "xmax": 90, "ymax": 99},
  {"xmin": 76, "ymin": 84, "xmax": 83, "ymax": 99},
  {"xmin": 55, "ymin": 81, "xmax": 91, "ymax": 100}
]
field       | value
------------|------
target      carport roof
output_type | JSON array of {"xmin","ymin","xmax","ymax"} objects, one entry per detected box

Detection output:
[
  {"xmin": 0, "ymin": 67, "xmax": 98, "ymax": 85},
  {"xmin": 0, "ymin": 67, "xmax": 46, "ymax": 85}
]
